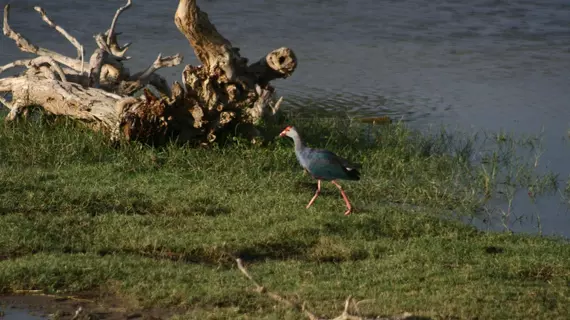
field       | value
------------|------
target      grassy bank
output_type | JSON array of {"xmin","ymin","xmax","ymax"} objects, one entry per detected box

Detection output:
[{"xmin": 0, "ymin": 115, "xmax": 569, "ymax": 319}]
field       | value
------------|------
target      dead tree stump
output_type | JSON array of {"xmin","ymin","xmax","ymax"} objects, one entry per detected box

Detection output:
[{"xmin": 0, "ymin": 0, "xmax": 297, "ymax": 145}]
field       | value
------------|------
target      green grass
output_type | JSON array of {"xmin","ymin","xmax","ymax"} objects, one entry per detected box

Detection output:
[{"xmin": 0, "ymin": 114, "xmax": 569, "ymax": 319}]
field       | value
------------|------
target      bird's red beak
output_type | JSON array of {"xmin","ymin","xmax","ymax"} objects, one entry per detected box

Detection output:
[{"xmin": 278, "ymin": 126, "xmax": 292, "ymax": 137}]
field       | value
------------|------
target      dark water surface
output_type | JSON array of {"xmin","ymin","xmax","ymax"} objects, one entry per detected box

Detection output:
[
  {"xmin": 1, "ymin": 0, "xmax": 569, "ymax": 236},
  {"xmin": 0, "ymin": 307, "xmax": 45, "ymax": 320}
]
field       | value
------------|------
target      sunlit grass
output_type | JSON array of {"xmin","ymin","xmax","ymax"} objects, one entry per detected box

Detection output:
[{"xmin": 0, "ymin": 113, "xmax": 568, "ymax": 319}]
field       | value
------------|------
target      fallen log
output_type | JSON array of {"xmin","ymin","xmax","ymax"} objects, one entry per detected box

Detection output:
[{"xmin": 0, "ymin": 0, "xmax": 297, "ymax": 145}]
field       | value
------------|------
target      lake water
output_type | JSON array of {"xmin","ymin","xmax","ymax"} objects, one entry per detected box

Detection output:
[
  {"xmin": 1, "ymin": 0, "xmax": 569, "ymax": 236},
  {"xmin": 0, "ymin": 307, "xmax": 45, "ymax": 320}
]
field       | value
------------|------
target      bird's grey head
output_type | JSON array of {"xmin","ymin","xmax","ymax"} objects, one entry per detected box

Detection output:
[{"xmin": 278, "ymin": 125, "xmax": 297, "ymax": 139}]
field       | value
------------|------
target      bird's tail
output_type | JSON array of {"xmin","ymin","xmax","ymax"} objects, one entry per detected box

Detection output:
[{"xmin": 345, "ymin": 167, "xmax": 361, "ymax": 181}]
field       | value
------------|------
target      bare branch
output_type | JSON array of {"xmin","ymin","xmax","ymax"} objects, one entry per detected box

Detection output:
[
  {"xmin": 148, "ymin": 74, "xmax": 172, "ymax": 97},
  {"xmin": 0, "ymin": 57, "xmax": 67, "ymax": 82},
  {"xmin": 31, "ymin": 56, "xmax": 67, "ymax": 83},
  {"xmin": 0, "ymin": 94, "xmax": 12, "ymax": 109},
  {"xmin": 88, "ymin": 49, "xmax": 105, "ymax": 88},
  {"xmin": 2, "ymin": 4, "xmax": 86, "ymax": 72},
  {"xmin": 272, "ymin": 96, "xmax": 284, "ymax": 114},
  {"xmin": 131, "ymin": 53, "xmax": 183, "ymax": 82},
  {"xmin": 33, "ymin": 6, "xmax": 84, "ymax": 74},
  {"xmin": 87, "ymin": 33, "xmax": 131, "ymax": 87},
  {"xmin": 115, "ymin": 54, "xmax": 181, "ymax": 96},
  {"xmin": 105, "ymin": 31, "xmax": 131, "ymax": 58},
  {"xmin": 103, "ymin": 0, "xmax": 133, "ymax": 58},
  {"xmin": 246, "ymin": 87, "xmax": 273, "ymax": 121},
  {"xmin": 94, "ymin": 34, "xmax": 129, "ymax": 61},
  {"xmin": 106, "ymin": 0, "xmax": 132, "ymax": 45},
  {"xmin": 4, "ymin": 99, "xmax": 25, "ymax": 122},
  {"xmin": 0, "ymin": 59, "xmax": 33, "ymax": 74}
]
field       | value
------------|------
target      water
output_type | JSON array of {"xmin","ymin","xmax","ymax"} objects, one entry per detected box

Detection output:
[
  {"xmin": 0, "ymin": 307, "xmax": 45, "ymax": 320},
  {"xmin": 1, "ymin": 0, "xmax": 569, "ymax": 236}
]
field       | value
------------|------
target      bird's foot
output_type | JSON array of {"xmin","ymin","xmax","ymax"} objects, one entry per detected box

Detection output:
[{"xmin": 344, "ymin": 208, "xmax": 352, "ymax": 216}]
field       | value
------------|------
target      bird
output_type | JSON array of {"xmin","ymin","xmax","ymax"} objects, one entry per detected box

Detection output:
[{"xmin": 279, "ymin": 125, "xmax": 361, "ymax": 215}]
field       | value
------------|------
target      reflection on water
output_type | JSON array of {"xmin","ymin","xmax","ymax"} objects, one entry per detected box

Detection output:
[
  {"xmin": 0, "ymin": 0, "xmax": 569, "ymax": 236},
  {"xmin": 0, "ymin": 307, "xmax": 46, "ymax": 320}
]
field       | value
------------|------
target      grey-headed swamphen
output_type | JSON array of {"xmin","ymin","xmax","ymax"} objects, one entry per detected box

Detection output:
[{"xmin": 279, "ymin": 126, "xmax": 361, "ymax": 215}]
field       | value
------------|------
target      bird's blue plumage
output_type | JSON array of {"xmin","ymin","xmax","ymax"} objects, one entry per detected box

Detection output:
[
  {"xmin": 282, "ymin": 126, "xmax": 361, "ymax": 181},
  {"xmin": 296, "ymin": 147, "xmax": 361, "ymax": 181},
  {"xmin": 280, "ymin": 125, "xmax": 360, "ymax": 215}
]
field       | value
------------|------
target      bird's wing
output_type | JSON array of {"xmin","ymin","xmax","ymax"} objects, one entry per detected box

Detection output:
[
  {"xmin": 305, "ymin": 148, "xmax": 361, "ymax": 170},
  {"xmin": 313, "ymin": 149, "xmax": 361, "ymax": 170}
]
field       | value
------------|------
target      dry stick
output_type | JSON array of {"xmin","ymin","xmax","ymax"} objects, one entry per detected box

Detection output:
[
  {"xmin": 236, "ymin": 259, "xmax": 412, "ymax": 320},
  {"xmin": 2, "ymin": 4, "xmax": 85, "ymax": 72},
  {"xmin": 106, "ymin": 0, "xmax": 132, "ymax": 45},
  {"xmin": 33, "ymin": 6, "xmax": 85, "ymax": 74},
  {"xmin": 71, "ymin": 306, "xmax": 84, "ymax": 320},
  {"xmin": 235, "ymin": 258, "xmax": 319, "ymax": 319}
]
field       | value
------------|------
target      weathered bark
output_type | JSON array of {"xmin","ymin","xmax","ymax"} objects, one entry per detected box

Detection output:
[
  {"xmin": 0, "ymin": 0, "xmax": 297, "ymax": 145},
  {"xmin": 172, "ymin": 0, "xmax": 297, "ymax": 143}
]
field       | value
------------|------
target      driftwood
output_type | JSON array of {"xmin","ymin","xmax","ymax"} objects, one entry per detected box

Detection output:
[
  {"xmin": 236, "ymin": 259, "xmax": 416, "ymax": 320},
  {"xmin": 0, "ymin": 0, "xmax": 297, "ymax": 145}
]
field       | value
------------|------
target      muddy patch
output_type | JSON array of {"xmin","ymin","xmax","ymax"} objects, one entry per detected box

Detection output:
[{"xmin": 0, "ymin": 293, "xmax": 177, "ymax": 320}]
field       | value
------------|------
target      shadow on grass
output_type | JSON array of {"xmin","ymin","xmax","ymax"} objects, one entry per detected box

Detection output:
[
  {"xmin": 191, "ymin": 197, "xmax": 231, "ymax": 217},
  {"xmin": 91, "ymin": 235, "xmax": 370, "ymax": 269},
  {"xmin": 0, "ymin": 187, "xmax": 231, "ymax": 217}
]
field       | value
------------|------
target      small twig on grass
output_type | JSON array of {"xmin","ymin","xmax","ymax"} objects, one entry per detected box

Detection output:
[
  {"xmin": 71, "ymin": 306, "xmax": 84, "ymax": 320},
  {"xmin": 236, "ymin": 258, "xmax": 303, "ymax": 312},
  {"xmin": 235, "ymin": 258, "xmax": 414, "ymax": 320},
  {"xmin": 12, "ymin": 289, "xmax": 95, "ymax": 303}
]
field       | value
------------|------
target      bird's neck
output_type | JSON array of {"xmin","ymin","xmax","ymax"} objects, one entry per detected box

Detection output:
[{"xmin": 290, "ymin": 132, "xmax": 305, "ymax": 152}]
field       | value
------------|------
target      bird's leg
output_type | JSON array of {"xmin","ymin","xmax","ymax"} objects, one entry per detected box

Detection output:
[
  {"xmin": 331, "ymin": 180, "xmax": 353, "ymax": 216},
  {"xmin": 306, "ymin": 179, "xmax": 321, "ymax": 209}
]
